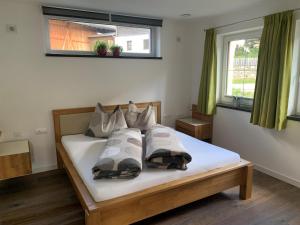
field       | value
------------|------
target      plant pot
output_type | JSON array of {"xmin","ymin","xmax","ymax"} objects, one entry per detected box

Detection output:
[
  {"xmin": 97, "ymin": 49, "xmax": 107, "ymax": 56},
  {"xmin": 112, "ymin": 49, "xmax": 121, "ymax": 57}
]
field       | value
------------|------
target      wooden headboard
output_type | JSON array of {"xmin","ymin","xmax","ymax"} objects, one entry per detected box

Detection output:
[{"xmin": 52, "ymin": 101, "xmax": 161, "ymax": 144}]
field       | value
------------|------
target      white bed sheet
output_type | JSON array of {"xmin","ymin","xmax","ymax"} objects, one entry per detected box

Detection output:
[{"xmin": 62, "ymin": 131, "xmax": 240, "ymax": 202}]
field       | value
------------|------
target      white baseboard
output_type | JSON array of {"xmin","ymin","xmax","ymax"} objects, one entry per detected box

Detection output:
[
  {"xmin": 32, "ymin": 164, "xmax": 57, "ymax": 174},
  {"xmin": 254, "ymin": 163, "xmax": 300, "ymax": 188}
]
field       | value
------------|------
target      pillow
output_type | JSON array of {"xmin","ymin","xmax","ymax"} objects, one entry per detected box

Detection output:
[
  {"xmin": 125, "ymin": 101, "xmax": 156, "ymax": 132},
  {"xmin": 85, "ymin": 103, "xmax": 127, "ymax": 138}
]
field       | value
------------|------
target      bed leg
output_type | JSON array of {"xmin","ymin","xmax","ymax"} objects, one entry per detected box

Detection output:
[
  {"xmin": 239, "ymin": 164, "xmax": 253, "ymax": 200},
  {"xmin": 85, "ymin": 210, "xmax": 100, "ymax": 225},
  {"xmin": 56, "ymin": 148, "xmax": 64, "ymax": 169}
]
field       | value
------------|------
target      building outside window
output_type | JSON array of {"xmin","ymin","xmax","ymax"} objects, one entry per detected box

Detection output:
[
  {"xmin": 126, "ymin": 40, "xmax": 133, "ymax": 51},
  {"xmin": 143, "ymin": 39, "xmax": 150, "ymax": 50}
]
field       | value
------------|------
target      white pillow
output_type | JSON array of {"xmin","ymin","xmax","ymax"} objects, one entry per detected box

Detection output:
[
  {"xmin": 125, "ymin": 101, "xmax": 156, "ymax": 133},
  {"xmin": 85, "ymin": 103, "xmax": 127, "ymax": 138}
]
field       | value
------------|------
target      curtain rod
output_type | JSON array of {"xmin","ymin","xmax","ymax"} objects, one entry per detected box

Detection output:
[{"xmin": 204, "ymin": 8, "xmax": 300, "ymax": 31}]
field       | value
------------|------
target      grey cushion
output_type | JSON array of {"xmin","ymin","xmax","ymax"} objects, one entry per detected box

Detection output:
[
  {"xmin": 85, "ymin": 103, "xmax": 127, "ymax": 138},
  {"xmin": 125, "ymin": 101, "xmax": 156, "ymax": 132}
]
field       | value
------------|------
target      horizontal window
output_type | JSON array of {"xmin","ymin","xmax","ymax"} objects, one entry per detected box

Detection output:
[
  {"xmin": 47, "ymin": 19, "xmax": 152, "ymax": 54},
  {"xmin": 43, "ymin": 6, "xmax": 162, "ymax": 58}
]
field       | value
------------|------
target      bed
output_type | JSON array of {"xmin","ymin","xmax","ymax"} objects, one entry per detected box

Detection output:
[{"xmin": 53, "ymin": 101, "xmax": 253, "ymax": 225}]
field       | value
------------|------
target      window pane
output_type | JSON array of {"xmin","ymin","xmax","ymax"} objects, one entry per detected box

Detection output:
[
  {"xmin": 48, "ymin": 19, "xmax": 151, "ymax": 54},
  {"xmin": 226, "ymin": 38, "xmax": 260, "ymax": 98},
  {"xmin": 143, "ymin": 39, "xmax": 150, "ymax": 50},
  {"xmin": 115, "ymin": 27, "xmax": 151, "ymax": 53}
]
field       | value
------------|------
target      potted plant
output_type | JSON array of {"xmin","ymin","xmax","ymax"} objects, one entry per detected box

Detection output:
[
  {"xmin": 110, "ymin": 45, "xmax": 123, "ymax": 57},
  {"xmin": 94, "ymin": 41, "xmax": 108, "ymax": 56}
]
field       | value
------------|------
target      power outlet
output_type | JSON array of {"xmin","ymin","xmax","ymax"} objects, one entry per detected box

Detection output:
[{"xmin": 35, "ymin": 128, "xmax": 48, "ymax": 135}]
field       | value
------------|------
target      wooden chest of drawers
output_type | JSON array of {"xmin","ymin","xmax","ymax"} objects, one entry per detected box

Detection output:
[{"xmin": 0, "ymin": 140, "xmax": 32, "ymax": 180}]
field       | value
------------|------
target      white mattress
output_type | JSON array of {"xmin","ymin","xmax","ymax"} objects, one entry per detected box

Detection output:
[{"xmin": 62, "ymin": 131, "xmax": 240, "ymax": 202}]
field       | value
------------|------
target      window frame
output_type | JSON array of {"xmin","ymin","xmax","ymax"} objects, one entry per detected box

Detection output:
[
  {"xmin": 143, "ymin": 39, "xmax": 150, "ymax": 50},
  {"xmin": 296, "ymin": 82, "xmax": 300, "ymax": 115},
  {"xmin": 292, "ymin": 18, "xmax": 300, "ymax": 116},
  {"xmin": 44, "ymin": 15, "xmax": 161, "ymax": 58},
  {"xmin": 219, "ymin": 29, "xmax": 262, "ymax": 107}
]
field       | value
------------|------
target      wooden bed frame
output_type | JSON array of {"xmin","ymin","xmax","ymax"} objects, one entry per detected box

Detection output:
[{"xmin": 53, "ymin": 101, "xmax": 253, "ymax": 225}]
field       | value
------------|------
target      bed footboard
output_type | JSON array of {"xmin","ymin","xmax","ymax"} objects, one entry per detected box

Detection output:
[
  {"xmin": 81, "ymin": 159, "xmax": 253, "ymax": 225},
  {"xmin": 58, "ymin": 142, "xmax": 252, "ymax": 225}
]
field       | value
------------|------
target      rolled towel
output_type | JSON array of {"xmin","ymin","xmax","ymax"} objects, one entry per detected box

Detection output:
[
  {"xmin": 145, "ymin": 125, "xmax": 192, "ymax": 170},
  {"xmin": 92, "ymin": 128, "xmax": 143, "ymax": 179}
]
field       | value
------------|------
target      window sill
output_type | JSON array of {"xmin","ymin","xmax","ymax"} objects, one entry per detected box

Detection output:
[
  {"xmin": 217, "ymin": 105, "xmax": 300, "ymax": 122},
  {"xmin": 216, "ymin": 103, "xmax": 252, "ymax": 113},
  {"xmin": 287, "ymin": 115, "xmax": 300, "ymax": 122},
  {"xmin": 45, "ymin": 53, "xmax": 163, "ymax": 60}
]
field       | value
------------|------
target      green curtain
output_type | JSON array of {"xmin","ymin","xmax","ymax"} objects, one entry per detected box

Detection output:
[
  {"xmin": 250, "ymin": 11, "xmax": 295, "ymax": 130},
  {"xmin": 197, "ymin": 28, "xmax": 217, "ymax": 115}
]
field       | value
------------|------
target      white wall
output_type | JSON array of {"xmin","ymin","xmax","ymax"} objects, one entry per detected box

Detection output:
[
  {"xmin": 189, "ymin": 0, "xmax": 300, "ymax": 187},
  {"xmin": 1, "ymin": 0, "xmax": 300, "ymax": 189},
  {"xmin": 0, "ymin": 0, "xmax": 192, "ymax": 172},
  {"xmin": 214, "ymin": 108, "xmax": 300, "ymax": 187}
]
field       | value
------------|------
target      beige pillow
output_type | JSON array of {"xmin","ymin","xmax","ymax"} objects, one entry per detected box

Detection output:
[
  {"xmin": 125, "ymin": 101, "xmax": 156, "ymax": 132},
  {"xmin": 85, "ymin": 103, "xmax": 127, "ymax": 138}
]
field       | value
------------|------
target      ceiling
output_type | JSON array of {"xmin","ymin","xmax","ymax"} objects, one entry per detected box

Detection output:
[{"xmin": 15, "ymin": 0, "xmax": 270, "ymax": 19}]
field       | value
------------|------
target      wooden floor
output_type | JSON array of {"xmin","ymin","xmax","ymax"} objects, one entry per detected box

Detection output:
[{"xmin": 0, "ymin": 170, "xmax": 300, "ymax": 225}]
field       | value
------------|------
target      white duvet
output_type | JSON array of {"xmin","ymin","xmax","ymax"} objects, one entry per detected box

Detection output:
[{"xmin": 62, "ymin": 131, "xmax": 240, "ymax": 202}]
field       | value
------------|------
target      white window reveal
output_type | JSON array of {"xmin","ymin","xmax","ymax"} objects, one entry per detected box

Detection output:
[{"xmin": 289, "ymin": 17, "xmax": 300, "ymax": 116}]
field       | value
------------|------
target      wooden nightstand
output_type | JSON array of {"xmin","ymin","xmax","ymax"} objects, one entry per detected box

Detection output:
[
  {"xmin": 0, "ymin": 140, "xmax": 32, "ymax": 180},
  {"xmin": 175, "ymin": 105, "xmax": 213, "ymax": 142}
]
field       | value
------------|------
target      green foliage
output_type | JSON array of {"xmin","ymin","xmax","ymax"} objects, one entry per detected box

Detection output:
[
  {"xmin": 110, "ymin": 45, "xmax": 123, "ymax": 52},
  {"xmin": 232, "ymin": 77, "xmax": 256, "ymax": 84},
  {"xmin": 232, "ymin": 88, "xmax": 254, "ymax": 98},
  {"xmin": 234, "ymin": 39, "xmax": 260, "ymax": 58},
  {"xmin": 94, "ymin": 41, "xmax": 108, "ymax": 52}
]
